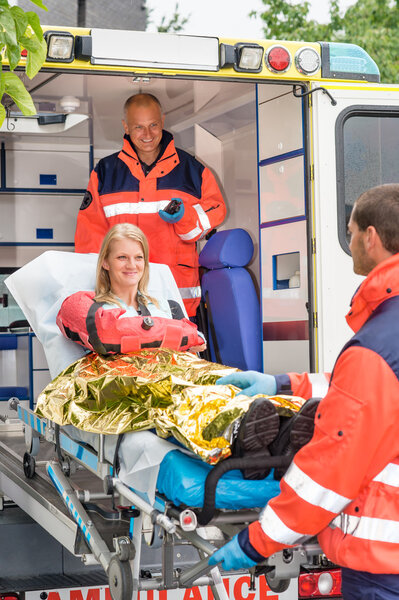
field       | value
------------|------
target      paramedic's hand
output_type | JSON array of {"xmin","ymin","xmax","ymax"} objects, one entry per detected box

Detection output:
[
  {"xmin": 209, "ymin": 535, "xmax": 257, "ymax": 571},
  {"xmin": 216, "ymin": 371, "xmax": 277, "ymax": 397},
  {"xmin": 159, "ymin": 199, "xmax": 185, "ymax": 223}
]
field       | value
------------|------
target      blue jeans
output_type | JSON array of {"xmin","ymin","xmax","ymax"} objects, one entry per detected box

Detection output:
[{"xmin": 341, "ymin": 568, "xmax": 399, "ymax": 600}]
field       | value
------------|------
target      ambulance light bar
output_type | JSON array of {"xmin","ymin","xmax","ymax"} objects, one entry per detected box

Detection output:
[
  {"xmin": 78, "ymin": 29, "xmax": 220, "ymax": 71},
  {"xmin": 45, "ymin": 31, "xmax": 74, "ymax": 62},
  {"xmin": 320, "ymin": 42, "xmax": 380, "ymax": 82},
  {"xmin": 295, "ymin": 47, "xmax": 321, "ymax": 75},
  {"xmin": 220, "ymin": 43, "xmax": 264, "ymax": 72}
]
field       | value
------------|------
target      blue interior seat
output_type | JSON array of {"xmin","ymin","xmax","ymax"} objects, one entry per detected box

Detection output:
[{"xmin": 199, "ymin": 228, "xmax": 262, "ymax": 371}]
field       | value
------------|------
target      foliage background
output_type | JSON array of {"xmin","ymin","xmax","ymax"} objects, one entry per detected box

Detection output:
[
  {"xmin": 0, "ymin": 0, "xmax": 47, "ymax": 125},
  {"xmin": 250, "ymin": 0, "xmax": 399, "ymax": 83}
]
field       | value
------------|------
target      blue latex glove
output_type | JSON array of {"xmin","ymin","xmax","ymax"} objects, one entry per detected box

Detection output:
[
  {"xmin": 209, "ymin": 534, "xmax": 257, "ymax": 571},
  {"xmin": 216, "ymin": 370, "xmax": 277, "ymax": 396},
  {"xmin": 159, "ymin": 199, "xmax": 185, "ymax": 223}
]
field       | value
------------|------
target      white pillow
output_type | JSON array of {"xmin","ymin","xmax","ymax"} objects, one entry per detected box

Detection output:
[{"xmin": 5, "ymin": 251, "xmax": 185, "ymax": 378}]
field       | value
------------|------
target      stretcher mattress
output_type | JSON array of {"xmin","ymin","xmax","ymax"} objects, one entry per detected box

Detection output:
[{"xmin": 157, "ymin": 448, "xmax": 281, "ymax": 509}]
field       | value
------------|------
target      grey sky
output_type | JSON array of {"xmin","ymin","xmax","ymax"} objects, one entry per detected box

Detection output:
[{"xmin": 146, "ymin": 0, "xmax": 356, "ymax": 38}]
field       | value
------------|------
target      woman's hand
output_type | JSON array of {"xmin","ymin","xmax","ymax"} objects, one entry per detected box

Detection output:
[{"xmin": 189, "ymin": 342, "xmax": 207, "ymax": 353}]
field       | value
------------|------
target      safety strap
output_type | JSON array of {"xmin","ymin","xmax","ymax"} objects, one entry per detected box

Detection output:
[
  {"xmin": 205, "ymin": 290, "xmax": 222, "ymax": 364},
  {"xmin": 161, "ymin": 323, "xmax": 184, "ymax": 349}
]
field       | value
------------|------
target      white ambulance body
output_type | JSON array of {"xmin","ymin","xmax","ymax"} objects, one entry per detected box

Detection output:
[{"xmin": 0, "ymin": 26, "xmax": 399, "ymax": 600}]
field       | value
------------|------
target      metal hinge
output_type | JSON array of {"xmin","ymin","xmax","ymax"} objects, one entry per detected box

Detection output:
[
  {"xmin": 311, "ymin": 238, "xmax": 316, "ymax": 254},
  {"xmin": 313, "ymin": 312, "xmax": 318, "ymax": 329}
]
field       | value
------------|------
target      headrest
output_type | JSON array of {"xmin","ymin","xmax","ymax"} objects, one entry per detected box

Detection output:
[
  {"xmin": 5, "ymin": 251, "xmax": 185, "ymax": 379},
  {"xmin": 199, "ymin": 228, "xmax": 254, "ymax": 269}
]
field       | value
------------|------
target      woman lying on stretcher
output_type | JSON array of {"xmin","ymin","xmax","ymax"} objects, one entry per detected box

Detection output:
[{"xmin": 37, "ymin": 223, "xmax": 317, "ymax": 480}]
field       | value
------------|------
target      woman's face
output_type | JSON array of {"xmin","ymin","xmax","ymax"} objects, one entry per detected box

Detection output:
[{"xmin": 103, "ymin": 238, "xmax": 145, "ymax": 294}]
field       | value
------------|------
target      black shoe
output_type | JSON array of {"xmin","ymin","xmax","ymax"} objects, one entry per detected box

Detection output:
[
  {"xmin": 270, "ymin": 397, "xmax": 320, "ymax": 480},
  {"xmin": 232, "ymin": 397, "xmax": 280, "ymax": 480}
]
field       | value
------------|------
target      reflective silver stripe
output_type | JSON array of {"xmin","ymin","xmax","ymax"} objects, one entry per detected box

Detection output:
[
  {"xmin": 104, "ymin": 200, "xmax": 170, "ymax": 218},
  {"xmin": 373, "ymin": 462, "xmax": 399, "ymax": 487},
  {"xmin": 193, "ymin": 204, "xmax": 211, "ymax": 235},
  {"xmin": 179, "ymin": 286, "xmax": 201, "ymax": 299},
  {"xmin": 307, "ymin": 373, "xmax": 329, "ymax": 398},
  {"xmin": 259, "ymin": 504, "xmax": 308, "ymax": 545},
  {"xmin": 284, "ymin": 462, "xmax": 350, "ymax": 514},
  {"xmin": 178, "ymin": 225, "xmax": 202, "ymax": 241},
  {"xmin": 330, "ymin": 513, "xmax": 399, "ymax": 543}
]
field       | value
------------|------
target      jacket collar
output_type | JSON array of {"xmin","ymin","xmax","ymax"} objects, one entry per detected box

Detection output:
[
  {"xmin": 346, "ymin": 253, "xmax": 399, "ymax": 332},
  {"xmin": 119, "ymin": 130, "xmax": 178, "ymax": 179}
]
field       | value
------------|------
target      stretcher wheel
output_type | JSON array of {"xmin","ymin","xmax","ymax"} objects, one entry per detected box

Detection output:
[
  {"xmin": 108, "ymin": 556, "xmax": 133, "ymax": 600},
  {"xmin": 23, "ymin": 452, "xmax": 36, "ymax": 478},
  {"xmin": 265, "ymin": 572, "xmax": 290, "ymax": 593}
]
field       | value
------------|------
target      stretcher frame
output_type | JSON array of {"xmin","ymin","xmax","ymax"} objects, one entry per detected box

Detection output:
[{"xmin": 7, "ymin": 398, "xmax": 324, "ymax": 600}]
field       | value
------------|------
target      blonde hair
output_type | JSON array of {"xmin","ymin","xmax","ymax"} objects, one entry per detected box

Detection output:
[{"xmin": 94, "ymin": 223, "xmax": 158, "ymax": 308}]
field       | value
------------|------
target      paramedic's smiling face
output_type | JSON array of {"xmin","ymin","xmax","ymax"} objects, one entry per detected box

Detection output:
[
  {"xmin": 103, "ymin": 238, "xmax": 145, "ymax": 298},
  {"xmin": 122, "ymin": 101, "xmax": 165, "ymax": 164}
]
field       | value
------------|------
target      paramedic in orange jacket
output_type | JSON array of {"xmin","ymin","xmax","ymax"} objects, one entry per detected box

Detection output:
[
  {"xmin": 211, "ymin": 183, "xmax": 399, "ymax": 599},
  {"xmin": 74, "ymin": 93, "xmax": 226, "ymax": 317}
]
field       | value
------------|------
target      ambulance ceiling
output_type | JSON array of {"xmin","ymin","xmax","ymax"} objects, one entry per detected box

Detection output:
[{"xmin": 9, "ymin": 72, "xmax": 255, "ymax": 151}]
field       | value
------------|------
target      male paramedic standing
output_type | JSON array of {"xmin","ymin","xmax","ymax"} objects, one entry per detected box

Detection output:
[
  {"xmin": 74, "ymin": 93, "xmax": 226, "ymax": 317},
  {"xmin": 212, "ymin": 183, "xmax": 399, "ymax": 600}
]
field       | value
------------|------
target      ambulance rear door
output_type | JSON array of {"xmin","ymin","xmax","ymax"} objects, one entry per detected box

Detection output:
[{"xmin": 311, "ymin": 81, "xmax": 399, "ymax": 372}]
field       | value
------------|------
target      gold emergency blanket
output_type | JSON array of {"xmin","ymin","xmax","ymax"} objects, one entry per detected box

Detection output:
[{"xmin": 35, "ymin": 349, "xmax": 305, "ymax": 464}]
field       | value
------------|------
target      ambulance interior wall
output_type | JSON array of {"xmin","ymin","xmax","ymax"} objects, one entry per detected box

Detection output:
[{"xmin": 0, "ymin": 72, "xmax": 309, "ymax": 388}]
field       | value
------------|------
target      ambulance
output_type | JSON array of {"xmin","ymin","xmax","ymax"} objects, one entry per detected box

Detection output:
[{"xmin": 0, "ymin": 24, "xmax": 398, "ymax": 600}]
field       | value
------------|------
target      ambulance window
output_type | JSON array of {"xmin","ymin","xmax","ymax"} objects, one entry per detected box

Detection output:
[{"xmin": 337, "ymin": 108, "xmax": 399, "ymax": 251}]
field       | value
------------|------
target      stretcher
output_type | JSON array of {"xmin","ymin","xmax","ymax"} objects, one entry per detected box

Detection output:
[{"xmin": 2, "ymin": 250, "xmax": 323, "ymax": 600}]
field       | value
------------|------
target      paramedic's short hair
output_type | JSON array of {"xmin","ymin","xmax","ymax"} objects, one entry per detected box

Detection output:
[
  {"xmin": 352, "ymin": 183, "xmax": 399, "ymax": 254},
  {"xmin": 123, "ymin": 93, "xmax": 162, "ymax": 117},
  {"xmin": 95, "ymin": 223, "xmax": 158, "ymax": 308}
]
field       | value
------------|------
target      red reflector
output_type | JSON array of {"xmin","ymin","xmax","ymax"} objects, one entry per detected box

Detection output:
[
  {"xmin": 298, "ymin": 574, "xmax": 317, "ymax": 596},
  {"xmin": 299, "ymin": 569, "xmax": 342, "ymax": 597},
  {"xmin": 183, "ymin": 515, "xmax": 192, "ymax": 524},
  {"xmin": 266, "ymin": 46, "xmax": 291, "ymax": 72},
  {"xmin": 21, "ymin": 49, "xmax": 27, "ymax": 57}
]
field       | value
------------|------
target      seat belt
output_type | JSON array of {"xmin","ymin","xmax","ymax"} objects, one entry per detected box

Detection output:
[{"xmin": 205, "ymin": 290, "xmax": 222, "ymax": 364}]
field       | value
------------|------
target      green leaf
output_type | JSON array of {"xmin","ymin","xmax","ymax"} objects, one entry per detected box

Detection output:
[
  {"xmin": 10, "ymin": 6, "xmax": 28, "ymax": 39},
  {"xmin": 20, "ymin": 33, "xmax": 40, "ymax": 52},
  {"xmin": 0, "ymin": 62, "xmax": 5, "ymax": 99},
  {"xmin": 0, "ymin": 0, "xmax": 10, "ymax": 7},
  {"xmin": 6, "ymin": 42, "xmax": 21, "ymax": 70},
  {"xmin": 26, "ymin": 11, "xmax": 43, "ymax": 40},
  {"xmin": 0, "ymin": 7, "xmax": 18, "ymax": 47},
  {"xmin": 25, "ymin": 36, "xmax": 46, "ymax": 78},
  {"xmin": 0, "ymin": 103, "xmax": 6, "ymax": 128},
  {"xmin": 3, "ymin": 71, "xmax": 36, "ymax": 115},
  {"xmin": 27, "ymin": 0, "xmax": 48, "ymax": 11}
]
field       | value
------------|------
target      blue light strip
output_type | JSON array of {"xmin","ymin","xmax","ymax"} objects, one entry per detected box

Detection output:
[
  {"xmin": 59, "ymin": 431, "xmax": 100, "ymax": 472},
  {"xmin": 17, "ymin": 404, "xmax": 47, "ymax": 435},
  {"xmin": 47, "ymin": 464, "xmax": 92, "ymax": 543}
]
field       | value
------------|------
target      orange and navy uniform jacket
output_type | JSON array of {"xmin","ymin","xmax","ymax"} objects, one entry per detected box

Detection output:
[
  {"xmin": 74, "ymin": 131, "xmax": 226, "ymax": 316},
  {"xmin": 238, "ymin": 252, "xmax": 399, "ymax": 574}
]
